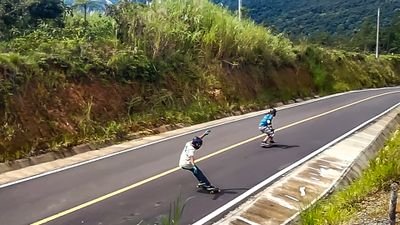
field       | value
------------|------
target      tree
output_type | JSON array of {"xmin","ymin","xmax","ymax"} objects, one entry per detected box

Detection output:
[
  {"xmin": 71, "ymin": 0, "xmax": 110, "ymax": 23},
  {"xmin": 0, "ymin": 0, "xmax": 64, "ymax": 40},
  {"xmin": 29, "ymin": 0, "xmax": 65, "ymax": 26},
  {"xmin": 382, "ymin": 12, "xmax": 400, "ymax": 53},
  {"xmin": 309, "ymin": 31, "xmax": 333, "ymax": 46},
  {"xmin": 349, "ymin": 17, "xmax": 376, "ymax": 52}
]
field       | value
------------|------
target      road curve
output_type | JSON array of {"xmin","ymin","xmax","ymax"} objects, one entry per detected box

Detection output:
[{"xmin": 0, "ymin": 87, "xmax": 399, "ymax": 225}]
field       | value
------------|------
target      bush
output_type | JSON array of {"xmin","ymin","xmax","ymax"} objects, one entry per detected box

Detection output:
[{"xmin": 107, "ymin": 49, "xmax": 159, "ymax": 82}]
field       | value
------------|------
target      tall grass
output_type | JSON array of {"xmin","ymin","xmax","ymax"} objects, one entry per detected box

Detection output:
[
  {"xmin": 112, "ymin": 0, "xmax": 295, "ymax": 65},
  {"xmin": 300, "ymin": 46, "xmax": 400, "ymax": 94},
  {"xmin": 160, "ymin": 195, "xmax": 188, "ymax": 225},
  {"xmin": 300, "ymin": 130, "xmax": 400, "ymax": 225},
  {"xmin": 0, "ymin": 0, "xmax": 399, "ymax": 161}
]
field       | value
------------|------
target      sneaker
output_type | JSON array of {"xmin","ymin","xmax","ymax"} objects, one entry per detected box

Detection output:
[
  {"xmin": 269, "ymin": 140, "xmax": 275, "ymax": 143},
  {"xmin": 197, "ymin": 182, "xmax": 207, "ymax": 188},
  {"xmin": 261, "ymin": 142, "xmax": 270, "ymax": 147}
]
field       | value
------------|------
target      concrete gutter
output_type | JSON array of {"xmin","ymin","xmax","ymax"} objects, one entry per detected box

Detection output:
[{"xmin": 211, "ymin": 105, "xmax": 400, "ymax": 225}]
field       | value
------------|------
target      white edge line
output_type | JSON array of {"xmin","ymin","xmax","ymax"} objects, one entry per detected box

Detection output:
[
  {"xmin": 0, "ymin": 87, "xmax": 397, "ymax": 189},
  {"xmin": 193, "ymin": 102, "xmax": 400, "ymax": 225}
]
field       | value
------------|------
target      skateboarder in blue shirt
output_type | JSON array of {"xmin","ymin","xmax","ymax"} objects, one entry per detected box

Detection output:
[{"xmin": 259, "ymin": 108, "xmax": 277, "ymax": 146}]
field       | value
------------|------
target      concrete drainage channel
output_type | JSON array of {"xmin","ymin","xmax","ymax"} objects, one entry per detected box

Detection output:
[{"xmin": 194, "ymin": 104, "xmax": 400, "ymax": 225}]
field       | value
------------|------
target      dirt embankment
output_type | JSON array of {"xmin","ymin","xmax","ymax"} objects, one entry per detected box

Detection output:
[{"xmin": 1, "ymin": 52, "xmax": 400, "ymax": 162}]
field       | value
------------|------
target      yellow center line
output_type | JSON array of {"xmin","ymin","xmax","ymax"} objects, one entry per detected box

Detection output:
[{"xmin": 31, "ymin": 91, "xmax": 400, "ymax": 225}]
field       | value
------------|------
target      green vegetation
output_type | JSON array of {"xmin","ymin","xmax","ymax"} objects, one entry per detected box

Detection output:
[
  {"xmin": 0, "ymin": 0, "xmax": 399, "ymax": 162},
  {"xmin": 300, "ymin": 130, "xmax": 400, "ymax": 225},
  {"xmin": 0, "ymin": 0, "xmax": 65, "ymax": 40},
  {"xmin": 0, "ymin": 0, "xmax": 297, "ymax": 161},
  {"xmin": 216, "ymin": 0, "xmax": 400, "ymax": 54},
  {"xmin": 215, "ymin": 0, "xmax": 399, "ymax": 35},
  {"xmin": 160, "ymin": 195, "xmax": 186, "ymax": 225}
]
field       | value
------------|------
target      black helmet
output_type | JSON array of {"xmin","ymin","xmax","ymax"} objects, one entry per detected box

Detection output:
[
  {"xmin": 192, "ymin": 136, "xmax": 203, "ymax": 149},
  {"xmin": 269, "ymin": 108, "xmax": 277, "ymax": 116}
]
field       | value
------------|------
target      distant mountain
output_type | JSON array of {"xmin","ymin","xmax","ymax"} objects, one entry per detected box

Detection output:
[
  {"xmin": 64, "ymin": 0, "xmax": 118, "ymax": 7},
  {"xmin": 63, "ymin": 0, "xmax": 120, "ymax": 12},
  {"xmin": 213, "ymin": 0, "xmax": 400, "ymax": 36}
]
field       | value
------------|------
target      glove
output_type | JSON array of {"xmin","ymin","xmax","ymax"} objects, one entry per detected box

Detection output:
[{"xmin": 193, "ymin": 165, "xmax": 198, "ymax": 174}]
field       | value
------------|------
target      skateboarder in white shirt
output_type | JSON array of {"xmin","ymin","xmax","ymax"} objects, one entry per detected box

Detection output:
[{"xmin": 179, "ymin": 130, "xmax": 218, "ymax": 192}]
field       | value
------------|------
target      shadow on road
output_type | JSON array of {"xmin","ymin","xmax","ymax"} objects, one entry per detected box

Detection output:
[
  {"xmin": 263, "ymin": 144, "xmax": 299, "ymax": 149},
  {"xmin": 197, "ymin": 187, "xmax": 249, "ymax": 200}
]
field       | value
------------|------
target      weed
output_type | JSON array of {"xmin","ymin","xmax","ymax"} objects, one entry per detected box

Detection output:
[{"xmin": 300, "ymin": 131, "xmax": 400, "ymax": 224}]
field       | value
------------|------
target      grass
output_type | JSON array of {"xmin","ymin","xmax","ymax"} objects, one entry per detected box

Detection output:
[
  {"xmin": 299, "ymin": 130, "xmax": 400, "ymax": 225},
  {"xmin": 0, "ymin": 1, "xmax": 400, "ymax": 161},
  {"xmin": 159, "ymin": 195, "xmax": 188, "ymax": 225}
]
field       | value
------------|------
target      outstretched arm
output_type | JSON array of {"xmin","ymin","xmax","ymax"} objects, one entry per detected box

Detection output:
[{"xmin": 199, "ymin": 130, "xmax": 211, "ymax": 139}]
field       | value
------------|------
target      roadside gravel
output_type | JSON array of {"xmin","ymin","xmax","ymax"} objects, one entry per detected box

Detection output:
[{"xmin": 346, "ymin": 187, "xmax": 399, "ymax": 225}]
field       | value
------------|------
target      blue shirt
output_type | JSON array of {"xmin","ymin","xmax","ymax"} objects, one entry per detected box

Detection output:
[{"xmin": 259, "ymin": 114, "xmax": 273, "ymax": 127}]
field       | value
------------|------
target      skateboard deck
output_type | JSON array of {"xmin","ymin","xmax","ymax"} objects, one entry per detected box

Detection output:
[
  {"xmin": 204, "ymin": 187, "xmax": 220, "ymax": 194},
  {"xmin": 197, "ymin": 185, "xmax": 221, "ymax": 194}
]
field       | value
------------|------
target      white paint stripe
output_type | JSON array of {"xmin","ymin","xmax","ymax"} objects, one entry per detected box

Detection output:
[
  {"xmin": 308, "ymin": 167, "xmax": 322, "ymax": 172},
  {"xmin": 292, "ymin": 176, "xmax": 326, "ymax": 188},
  {"xmin": 265, "ymin": 194, "xmax": 299, "ymax": 211},
  {"xmin": 2, "ymin": 88, "xmax": 395, "ymax": 189},
  {"xmin": 285, "ymin": 195, "xmax": 300, "ymax": 202},
  {"xmin": 193, "ymin": 102, "xmax": 400, "ymax": 225},
  {"xmin": 309, "ymin": 173, "xmax": 320, "ymax": 177},
  {"xmin": 237, "ymin": 216, "xmax": 262, "ymax": 225}
]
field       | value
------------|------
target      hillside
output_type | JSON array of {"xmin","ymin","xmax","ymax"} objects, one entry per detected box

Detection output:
[
  {"xmin": 0, "ymin": 0, "xmax": 400, "ymax": 163},
  {"xmin": 1, "ymin": 2, "xmax": 400, "ymax": 225},
  {"xmin": 214, "ymin": 0, "xmax": 400, "ymax": 36}
]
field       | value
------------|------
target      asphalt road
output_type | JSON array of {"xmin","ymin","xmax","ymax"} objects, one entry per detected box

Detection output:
[{"xmin": 1, "ymin": 88, "xmax": 400, "ymax": 225}]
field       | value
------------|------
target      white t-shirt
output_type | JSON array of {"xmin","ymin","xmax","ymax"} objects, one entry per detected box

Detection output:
[{"xmin": 179, "ymin": 141, "xmax": 196, "ymax": 169}]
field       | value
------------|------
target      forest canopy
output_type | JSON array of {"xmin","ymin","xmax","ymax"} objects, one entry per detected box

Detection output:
[{"xmin": 214, "ymin": 0, "xmax": 400, "ymax": 53}]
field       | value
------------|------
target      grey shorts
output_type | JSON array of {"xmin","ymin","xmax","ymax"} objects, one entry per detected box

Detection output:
[{"xmin": 259, "ymin": 126, "xmax": 274, "ymax": 136}]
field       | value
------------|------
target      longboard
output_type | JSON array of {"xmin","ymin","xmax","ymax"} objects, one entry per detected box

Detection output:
[{"xmin": 197, "ymin": 185, "xmax": 221, "ymax": 194}]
